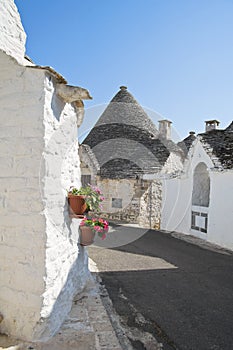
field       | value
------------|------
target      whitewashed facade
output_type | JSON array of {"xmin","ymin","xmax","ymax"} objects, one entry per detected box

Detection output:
[
  {"xmin": 161, "ymin": 124, "xmax": 233, "ymax": 251},
  {"xmin": 0, "ymin": 0, "xmax": 91, "ymax": 341}
]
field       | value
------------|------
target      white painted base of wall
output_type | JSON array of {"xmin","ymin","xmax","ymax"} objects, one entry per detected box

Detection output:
[
  {"xmin": 190, "ymin": 229, "xmax": 207, "ymax": 241},
  {"xmin": 35, "ymin": 244, "xmax": 91, "ymax": 342}
]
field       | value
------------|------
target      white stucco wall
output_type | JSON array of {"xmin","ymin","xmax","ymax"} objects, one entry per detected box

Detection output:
[
  {"xmin": 37, "ymin": 74, "xmax": 90, "ymax": 341},
  {"xmin": 161, "ymin": 140, "xmax": 213, "ymax": 234},
  {"xmin": 161, "ymin": 139, "xmax": 233, "ymax": 250},
  {"xmin": 0, "ymin": 50, "xmax": 46, "ymax": 340},
  {"xmin": 161, "ymin": 176, "xmax": 191, "ymax": 233},
  {"xmin": 207, "ymin": 171, "xmax": 233, "ymax": 250},
  {"xmin": 0, "ymin": 51, "xmax": 90, "ymax": 341},
  {"xmin": 161, "ymin": 152, "xmax": 184, "ymax": 175},
  {"xmin": 0, "ymin": 0, "xmax": 26, "ymax": 65}
]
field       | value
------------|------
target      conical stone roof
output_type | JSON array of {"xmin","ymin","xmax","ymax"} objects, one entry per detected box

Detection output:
[
  {"xmin": 83, "ymin": 86, "xmax": 159, "ymax": 147},
  {"xmin": 82, "ymin": 87, "xmax": 180, "ymax": 178}
]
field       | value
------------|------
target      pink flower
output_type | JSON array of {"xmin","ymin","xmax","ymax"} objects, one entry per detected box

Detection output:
[
  {"xmin": 79, "ymin": 216, "xmax": 109, "ymax": 240},
  {"xmin": 91, "ymin": 185, "xmax": 101, "ymax": 194}
]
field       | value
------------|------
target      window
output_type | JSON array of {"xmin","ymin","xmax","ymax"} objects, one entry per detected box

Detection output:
[
  {"xmin": 112, "ymin": 198, "xmax": 122, "ymax": 208},
  {"xmin": 191, "ymin": 211, "xmax": 208, "ymax": 233}
]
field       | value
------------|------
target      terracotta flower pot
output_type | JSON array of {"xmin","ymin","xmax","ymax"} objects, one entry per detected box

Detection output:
[
  {"xmin": 68, "ymin": 194, "xmax": 87, "ymax": 216},
  {"xmin": 79, "ymin": 226, "xmax": 95, "ymax": 246}
]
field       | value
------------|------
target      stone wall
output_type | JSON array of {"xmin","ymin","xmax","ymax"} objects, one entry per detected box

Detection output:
[
  {"xmin": 138, "ymin": 180, "xmax": 162, "ymax": 229},
  {"xmin": 96, "ymin": 177, "xmax": 162, "ymax": 227},
  {"xmin": 98, "ymin": 178, "xmax": 135, "ymax": 213},
  {"xmin": 0, "ymin": 49, "xmax": 90, "ymax": 341}
]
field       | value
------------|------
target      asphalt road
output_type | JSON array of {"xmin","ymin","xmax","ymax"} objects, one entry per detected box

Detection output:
[{"xmin": 89, "ymin": 225, "xmax": 233, "ymax": 350}]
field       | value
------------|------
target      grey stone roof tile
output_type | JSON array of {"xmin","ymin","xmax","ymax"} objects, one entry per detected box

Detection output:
[
  {"xmin": 178, "ymin": 121, "xmax": 233, "ymax": 170},
  {"xmin": 177, "ymin": 134, "xmax": 196, "ymax": 155},
  {"xmin": 198, "ymin": 124, "xmax": 233, "ymax": 169},
  {"xmin": 88, "ymin": 86, "xmax": 159, "ymax": 137},
  {"xmin": 225, "ymin": 121, "xmax": 233, "ymax": 132},
  {"xmin": 82, "ymin": 87, "xmax": 183, "ymax": 178}
]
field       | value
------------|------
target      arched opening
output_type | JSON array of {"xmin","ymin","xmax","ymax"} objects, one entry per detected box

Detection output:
[
  {"xmin": 192, "ymin": 162, "xmax": 210, "ymax": 207},
  {"xmin": 191, "ymin": 162, "xmax": 210, "ymax": 234}
]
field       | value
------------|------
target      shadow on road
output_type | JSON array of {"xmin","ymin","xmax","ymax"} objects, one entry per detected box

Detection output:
[{"xmin": 89, "ymin": 229, "xmax": 233, "ymax": 350}]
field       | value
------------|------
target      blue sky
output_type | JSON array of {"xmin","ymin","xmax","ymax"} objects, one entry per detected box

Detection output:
[{"xmin": 15, "ymin": 0, "xmax": 233, "ymax": 140}]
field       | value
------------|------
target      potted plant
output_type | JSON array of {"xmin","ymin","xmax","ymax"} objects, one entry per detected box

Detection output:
[
  {"xmin": 79, "ymin": 216, "xmax": 109, "ymax": 246},
  {"xmin": 67, "ymin": 185, "xmax": 104, "ymax": 217}
]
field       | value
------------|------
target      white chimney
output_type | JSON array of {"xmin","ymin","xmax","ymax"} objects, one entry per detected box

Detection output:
[
  {"xmin": 158, "ymin": 119, "xmax": 172, "ymax": 139},
  {"xmin": 205, "ymin": 120, "xmax": 220, "ymax": 132}
]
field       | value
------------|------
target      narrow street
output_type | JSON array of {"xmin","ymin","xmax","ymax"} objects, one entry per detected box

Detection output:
[{"xmin": 89, "ymin": 225, "xmax": 233, "ymax": 350}]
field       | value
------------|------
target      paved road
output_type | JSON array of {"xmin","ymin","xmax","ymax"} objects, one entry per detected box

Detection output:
[{"xmin": 89, "ymin": 226, "xmax": 233, "ymax": 350}]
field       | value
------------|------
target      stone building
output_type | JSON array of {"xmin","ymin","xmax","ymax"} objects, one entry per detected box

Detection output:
[
  {"xmin": 80, "ymin": 86, "xmax": 184, "ymax": 228},
  {"xmin": 0, "ymin": 0, "xmax": 92, "ymax": 341},
  {"xmin": 80, "ymin": 87, "xmax": 233, "ymax": 251},
  {"xmin": 161, "ymin": 120, "xmax": 233, "ymax": 250}
]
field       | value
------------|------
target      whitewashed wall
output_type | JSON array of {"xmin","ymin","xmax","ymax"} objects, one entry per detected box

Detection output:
[
  {"xmin": 161, "ymin": 176, "xmax": 191, "ymax": 232},
  {"xmin": 36, "ymin": 74, "xmax": 90, "ymax": 341},
  {"xmin": 0, "ymin": 0, "xmax": 26, "ymax": 65},
  {"xmin": 161, "ymin": 139, "xmax": 233, "ymax": 251},
  {"xmin": 208, "ymin": 171, "xmax": 233, "ymax": 250},
  {"xmin": 0, "ymin": 50, "xmax": 46, "ymax": 340},
  {"xmin": 161, "ymin": 140, "xmax": 213, "ymax": 233},
  {"xmin": 0, "ymin": 0, "xmax": 91, "ymax": 341},
  {"xmin": 162, "ymin": 140, "xmax": 212, "ymax": 232},
  {"xmin": 0, "ymin": 35, "xmax": 90, "ymax": 347}
]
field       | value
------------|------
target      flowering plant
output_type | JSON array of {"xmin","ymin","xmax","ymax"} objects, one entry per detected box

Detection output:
[
  {"xmin": 68, "ymin": 185, "xmax": 104, "ymax": 212},
  {"xmin": 80, "ymin": 217, "xmax": 109, "ymax": 240}
]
